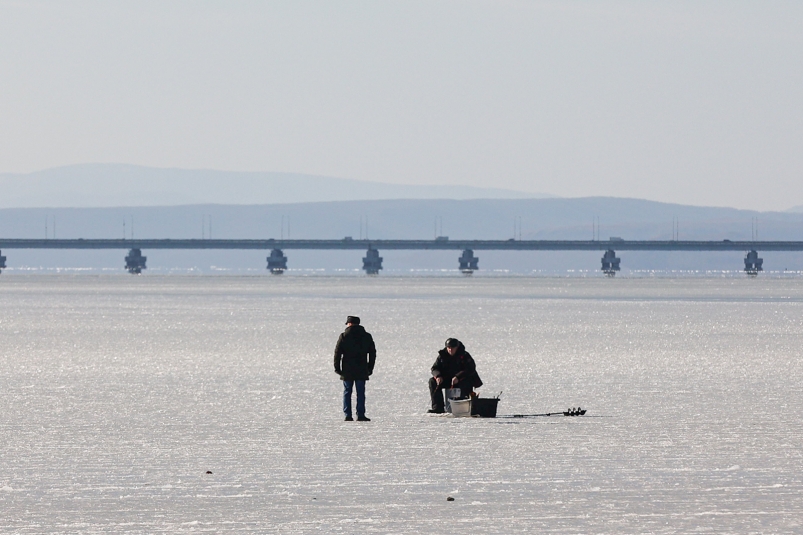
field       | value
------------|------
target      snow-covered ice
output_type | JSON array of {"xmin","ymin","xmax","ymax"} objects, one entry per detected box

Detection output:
[{"xmin": 1, "ymin": 275, "xmax": 801, "ymax": 533}]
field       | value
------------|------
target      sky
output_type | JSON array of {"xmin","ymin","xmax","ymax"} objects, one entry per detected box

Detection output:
[{"xmin": 1, "ymin": 1, "xmax": 801, "ymax": 211}]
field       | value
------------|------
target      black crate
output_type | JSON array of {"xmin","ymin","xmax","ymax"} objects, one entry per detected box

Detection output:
[{"xmin": 471, "ymin": 398, "xmax": 499, "ymax": 418}]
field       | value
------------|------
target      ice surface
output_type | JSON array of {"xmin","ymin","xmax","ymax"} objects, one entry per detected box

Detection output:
[{"xmin": 0, "ymin": 275, "xmax": 802, "ymax": 533}]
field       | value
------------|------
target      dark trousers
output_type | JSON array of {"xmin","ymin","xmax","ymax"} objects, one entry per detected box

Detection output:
[
  {"xmin": 429, "ymin": 377, "xmax": 473, "ymax": 411},
  {"xmin": 343, "ymin": 380, "xmax": 366, "ymax": 418}
]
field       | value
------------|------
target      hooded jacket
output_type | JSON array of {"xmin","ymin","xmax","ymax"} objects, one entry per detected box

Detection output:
[
  {"xmin": 430, "ymin": 342, "xmax": 483, "ymax": 388},
  {"xmin": 334, "ymin": 324, "xmax": 377, "ymax": 381}
]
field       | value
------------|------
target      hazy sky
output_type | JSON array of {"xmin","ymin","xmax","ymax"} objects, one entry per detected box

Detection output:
[{"xmin": 1, "ymin": 1, "xmax": 801, "ymax": 210}]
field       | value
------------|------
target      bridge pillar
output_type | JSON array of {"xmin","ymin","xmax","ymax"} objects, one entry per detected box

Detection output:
[
  {"xmin": 459, "ymin": 249, "xmax": 479, "ymax": 275},
  {"xmin": 0, "ymin": 250, "xmax": 6, "ymax": 274},
  {"xmin": 362, "ymin": 247, "xmax": 383, "ymax": 275},
  {"xmin": 601, "ymin": 249, "xmax": 620, "ymax": 277},
  {"xmin": 125, "ymin": 248, "xmax": 147, "ymax": 274},
  {"xmin": 267, "ymin": 248, "xmax": 288, "ymax": 274},
  {"xmin": 744, "ymin": 250, "xmax": 763, "ymax": 277}
]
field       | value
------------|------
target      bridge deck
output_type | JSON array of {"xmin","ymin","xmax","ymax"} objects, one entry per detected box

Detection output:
[{"xmin": 1, "ymin": 238, "xmax": 802, "ymax": 251}]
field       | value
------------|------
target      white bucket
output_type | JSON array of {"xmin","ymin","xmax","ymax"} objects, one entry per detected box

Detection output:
[
  {"xmin": 445, "ymin": 388, "xmax": 461, "ymax": 413},
  {"xmin": 450, "ymin": 398, "xmax": 472, "ymax": 418}
]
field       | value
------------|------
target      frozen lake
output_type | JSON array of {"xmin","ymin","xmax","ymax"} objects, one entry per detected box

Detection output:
[{"xmin": 1, "ymin": 275, "xmax": 802, "ymax": 533}]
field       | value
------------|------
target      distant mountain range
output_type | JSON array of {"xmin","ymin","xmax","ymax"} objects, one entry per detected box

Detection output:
[
  {"xmin": 1, "ymin": 197, "xmax": 800, "ymax": 242},
  {"xmin": 0, "ymin": 164, "xmax": 547, "ymax": 208},
  {"xmin": 1, "ymin": 197, "xmax": 802, "ymax": 272},
  {"xmin": 2, "ymin": 164, "xmax": 803, "ymax": 272}
]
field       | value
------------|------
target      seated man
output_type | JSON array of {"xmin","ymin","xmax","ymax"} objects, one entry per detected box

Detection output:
[{"xmin": 428, "ymin": 338, "xmax": 483, "ymax": 414}]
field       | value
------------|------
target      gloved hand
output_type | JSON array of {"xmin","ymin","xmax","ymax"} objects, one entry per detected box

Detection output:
[{"xmin": 335, "ymin": 369, "xmax": 342, "ymax": 375}]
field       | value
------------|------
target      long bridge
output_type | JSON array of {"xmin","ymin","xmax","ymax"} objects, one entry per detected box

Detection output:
[{"xmin": 1, "ymin": 238, "xmax": 801, "ymax": 276}]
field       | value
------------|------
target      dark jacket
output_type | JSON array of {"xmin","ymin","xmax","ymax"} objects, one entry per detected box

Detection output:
[
  {"xmin": 430, "ymin": 342, "xmax": 483, "ymax": 388},
  {"xmin": 334, "ymin": 325, "xmax": 376, "ymax": 381}
]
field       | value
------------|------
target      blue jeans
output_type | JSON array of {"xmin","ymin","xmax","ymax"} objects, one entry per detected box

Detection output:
[{"xmin": 342, "ymin": 380, "xmax": 366, "ymax": 418}]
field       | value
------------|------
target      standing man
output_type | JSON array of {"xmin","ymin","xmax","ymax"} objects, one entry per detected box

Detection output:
[
  {"xmin": 334, "ymin": 316, "xmax": 376, "ymax": 422},
  {"xmin": 428, "ymin": 338, "xmax": 483, "ymax": 414}
]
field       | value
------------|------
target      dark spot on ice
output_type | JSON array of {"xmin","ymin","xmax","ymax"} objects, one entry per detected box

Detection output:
[
  {"xmin": 447, "ymin": 496, "xmax": 455, "ymax": 501},
  {"xmin": 206, "ymin": 471, "xmax": 213, "ymax": 474}
]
